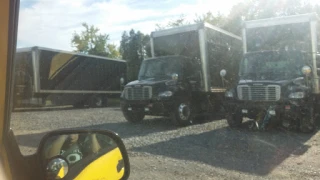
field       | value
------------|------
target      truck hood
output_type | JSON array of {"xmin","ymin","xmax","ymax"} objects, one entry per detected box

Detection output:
[
  {"xmin": 239, "ymin": 79, "xmax": 292, "ymax": 86},
  {"xmin": 125, "ymin": 79, "xmax": 175, "ymax": 96},
  {"xmin": 125, "ymin": 79, "xmax": 170, "ymax": 87}
]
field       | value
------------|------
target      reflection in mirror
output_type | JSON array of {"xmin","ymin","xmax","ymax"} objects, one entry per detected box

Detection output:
[
  {"xmin": 46, "ymin": 157, "xmax": 69, "ymax": 179},
  {"xmin": 42, "ymin": 132, "xmax": 125, "ymax": 180}
]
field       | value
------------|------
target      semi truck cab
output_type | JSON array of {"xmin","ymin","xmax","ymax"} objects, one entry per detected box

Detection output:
[
  {"xmin": 225, "ymin": 50, "xmax": 318, "ymax": 132},
  {"xmin": 121, "ymin": 22, "xmax": 242, "ymax": 126},
  {"xmin": 224, "ymin": 13, "xmax": 320, "ymax": 133}
]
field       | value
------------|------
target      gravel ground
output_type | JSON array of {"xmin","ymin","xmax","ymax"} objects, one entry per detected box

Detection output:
[{"xmin": 10, "ymin": 106, "xmax": 320, "ymax": 180}]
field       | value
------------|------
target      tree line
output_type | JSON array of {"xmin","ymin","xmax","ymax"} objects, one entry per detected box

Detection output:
[{"xmin": 71, "ymin": 0, "xmax": 320, "ymax": 81}]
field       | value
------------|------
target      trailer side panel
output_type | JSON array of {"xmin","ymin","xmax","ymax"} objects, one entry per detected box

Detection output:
[{"xmin": 38, "ymin": 49, "xmax": 126, "ymax": 92}]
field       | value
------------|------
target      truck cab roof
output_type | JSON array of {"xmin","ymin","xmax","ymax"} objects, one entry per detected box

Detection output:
[
  {"xmin": 144, "ymin": 55, "xmax": 191, "ymax": 61},
  {"xmin": 244, "ymin": 50, "xmax": 311, "ymax": 56}
]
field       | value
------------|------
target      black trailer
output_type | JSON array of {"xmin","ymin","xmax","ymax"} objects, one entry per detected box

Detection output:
[
  {"xmin": 121, "ymin": 22, "xmax": 242, "ymax": 126},
  {"xmin": 13, "ymin": 46, "xmax": 126, "ymax": 108}
]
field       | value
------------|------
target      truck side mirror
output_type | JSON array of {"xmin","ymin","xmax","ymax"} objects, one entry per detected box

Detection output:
[
  {"xmin": 172, "ymin": 73, "xmax": 179, "ymax": 81},
  {"xmin": 38, "ymin": 129, "xmax": 130, "ymax": 180},
  {"xmin": 220, "ymin": 69, "xmax": 227, "ymax": 78},
  {"xmin": 120, "ymin": 77, "xmax": 125, "ymax": 85},
  {"xmin": 302, "ymin": 66, "xmax": 311, "ymax": 76}
]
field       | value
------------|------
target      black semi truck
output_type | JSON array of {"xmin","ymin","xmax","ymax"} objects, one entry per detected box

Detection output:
[
  {"xmin": 224, "ymin": 13, "xmax": 320, "ymax": 132},
  {"xmin": 14, "ymin": 46, "xmax": 126, "ymax": 108},
  {"xmin": 121, "ymin": 22, "xmax": 242, "ymax": 126}
]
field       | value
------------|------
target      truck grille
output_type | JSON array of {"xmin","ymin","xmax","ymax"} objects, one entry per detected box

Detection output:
[
  {"xmin": 237, "ymin": 85, "xmax": 280, "ymax": 101},
  {"xmin": 124, "ymin": 86, "xmax": 152, "ymax": 100}
]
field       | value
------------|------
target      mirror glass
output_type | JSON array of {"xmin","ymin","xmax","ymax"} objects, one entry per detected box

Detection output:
[
  {"xmin": 42, "ymin": 132, "xmax": 125, "ymax": 180},
  {"xmin": 220, "ymin": 69, "xmax": 227, "ymax": 77},
  {"xmin": 172, "ymin": 73, "xmax": 179, "ymax": 80},
  {"xmin": 46, "ymin": 157, "xmax": 69, "ymax": 179},
  {"xmin": 301, "ymin": 65, "xmax": 311, "ymax": 75}
]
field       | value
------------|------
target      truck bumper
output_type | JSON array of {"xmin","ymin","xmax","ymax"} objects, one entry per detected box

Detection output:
[
  {"xmin": 224, "ymin": 99, "xmax": 307, "ymax": 120},
  {"xmin": 120, "ymin": 99, "xmax": 174, "ymax": 116}
]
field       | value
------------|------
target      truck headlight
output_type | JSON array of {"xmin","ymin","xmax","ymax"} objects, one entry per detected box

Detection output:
[
  {"xmin": 288, "ymin": 92, "xmax": 305, "ymax": 99},
  {"xmin": 225, "ymin": 90, "xmax": 233, "ymax": 98},
  {"xmin": 158, "ymin": 91, "xmax": 173, "ymax": 98}
]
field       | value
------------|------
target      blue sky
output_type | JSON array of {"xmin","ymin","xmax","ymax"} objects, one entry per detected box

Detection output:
[
  {"xmin": 17, "ymin": 0, "xmax": 319, "ymax": 51},
  {"xmin": 17, "ymin": 0, "xmax": 245, "ymax": 51}
]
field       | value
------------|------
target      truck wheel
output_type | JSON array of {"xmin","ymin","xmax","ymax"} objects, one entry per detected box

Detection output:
[
  {"xmin": 172, "ymin": 100, "xmax": 194, "ymax": 126},
  {"xmin": 226, "ymin": 110, "xmax": 243, "ymax": 128},
  {"xmin": 122, "ymin": 110, "xmax": 145, "ymax": 123}
]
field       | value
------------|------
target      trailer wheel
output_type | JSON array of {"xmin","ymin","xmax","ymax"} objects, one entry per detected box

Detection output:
[
  {"xmin": 172, "ymin": 100, "xmax": 194, "ymax": 126},
  {"xmin": 226, "ymin": 110, "xmax": 243, "ymax": 128}
]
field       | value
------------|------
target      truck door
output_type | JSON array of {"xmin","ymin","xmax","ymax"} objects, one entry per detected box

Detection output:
[
  {"xmin": 317, "ymin": 54, "xmax": 320, "ymax": 80},
  {"xmin": 184, "ymin": 59, "xmax": 201, "ymax": 91}
]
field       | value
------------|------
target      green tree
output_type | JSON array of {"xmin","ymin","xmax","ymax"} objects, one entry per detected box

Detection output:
[
  {"xmin": 71, "ymin": 23, "xmax": 120, "ymax": 58},
  {"xmin": 155, "ymin": 14, "xmax": 189, "ymax": 30},
  {"xmin": 194, "ymin": 12, "xmax": 226, "ymax": 27},
  {"xmin": 107, "ymin": 44, "xmax": 121, "ymax": 59},
  {"xmin": 158, "ymin": 0, "xmax": 319, "ymax": 35},
  {"xmin": 120, "ymin": 29, "xmax": 151, "ymax": 81}
]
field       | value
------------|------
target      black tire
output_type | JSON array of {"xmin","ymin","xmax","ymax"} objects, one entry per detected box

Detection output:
[
  {"xmin": 122, "ymin": 110, "xmax": 145, "ymax": 123},
  {"xmin": 226, "ymin": 110, "xmax": 243, "ymax": 128},
  {"xmin": 171, "ymin": 100, "xmax": 194, "ymax": 126}
]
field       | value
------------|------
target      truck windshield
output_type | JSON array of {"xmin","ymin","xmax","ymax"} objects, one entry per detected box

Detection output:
[
  {"xmin": 239, "ymin": 51, "xmax": 306, "ymax": 81},
  {"xmin": 138, "ymin": 57, "xmax": 182, "ymax": 80}
]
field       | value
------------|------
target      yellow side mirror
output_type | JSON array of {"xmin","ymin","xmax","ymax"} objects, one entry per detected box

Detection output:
[{"xmin": 38, "ymin": 129, "xmax": 130, "ymax": 180}]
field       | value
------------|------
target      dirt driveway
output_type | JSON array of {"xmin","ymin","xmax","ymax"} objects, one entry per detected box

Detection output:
[{"xmin": 10, "ymin": 107, "xmax": 320, "ymax": 179}]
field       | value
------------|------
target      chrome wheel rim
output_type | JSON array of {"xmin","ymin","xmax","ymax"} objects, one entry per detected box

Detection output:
[{"xmin": 178, "ymin": 103, "xmax": 191, "ymax": 121}]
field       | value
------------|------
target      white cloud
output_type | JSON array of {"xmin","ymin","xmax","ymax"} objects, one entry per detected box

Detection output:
[{"xmin": 17, "ymin": 0, "xmax": 241, "ymax": 51}]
